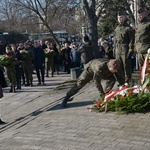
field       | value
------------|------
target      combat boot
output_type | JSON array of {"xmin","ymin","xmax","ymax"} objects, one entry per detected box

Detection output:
[{"xmin": 61, "ymin": 95, "xmax": 70, "ymax": 108}]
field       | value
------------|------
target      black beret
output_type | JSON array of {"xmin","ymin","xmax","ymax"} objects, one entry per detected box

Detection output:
[
  {"xmin": 117, "ymin": 11, "xmax": 126, "ymax": 16},
  {"xmin": 137, "ymin": 7, "xmax": 147, "ymax": 14}
]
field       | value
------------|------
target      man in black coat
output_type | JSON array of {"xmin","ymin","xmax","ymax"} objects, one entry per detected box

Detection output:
[{"xmin": 33, "ymin": 41, "xmax": 45, "ymax": 85}]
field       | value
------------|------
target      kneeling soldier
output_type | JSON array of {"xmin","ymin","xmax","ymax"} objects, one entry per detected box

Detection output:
[{"xmin": 61, "ymin": 59, "xmax": 125, "ymax": 108}]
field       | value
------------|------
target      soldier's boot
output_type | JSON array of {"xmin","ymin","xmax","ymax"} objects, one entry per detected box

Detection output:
[
  {"xmin": 61, "ymin": 95, "xmax": 70, "ymax": 108},
  {"xmin": 12, "ymin": 86, "xmax": 16, "ymax": 93}
]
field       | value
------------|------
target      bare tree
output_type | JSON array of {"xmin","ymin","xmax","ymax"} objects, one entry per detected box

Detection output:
[
  {"xmin": 14, "ymin": 0, "xmax": 81, "ymax": 46},
  {"xmin": 81, "ymin": 0, "xmax": 108, "ymax": 58}
]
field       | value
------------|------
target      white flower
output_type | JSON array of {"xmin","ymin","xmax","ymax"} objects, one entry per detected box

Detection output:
[
  {"xmin": 124, "ymin": 83, "xmax": 128, "ymax": 86},
  {"xmin": 147, "ymin": 48, "xmax": 150, "ymax": 54},
  {"xmin": 119, "ymin": 91, "xmax": 126, "ymax": 96},
  {"xmin": 133, "ymin": 89, "xmax": 139, "ymax": 93}
]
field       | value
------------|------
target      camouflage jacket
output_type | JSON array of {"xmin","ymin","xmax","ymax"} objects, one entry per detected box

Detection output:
[
  {"xmin": 135, "ymin": 17, "xmax": 150, "ymax": 54},
  {"xmin": 85, "ymin": 59, "xmax": 125, "ymax": 93},
  {"xmin": 114, "ymin": 21, "xmax": 135, "ymax": 54}
]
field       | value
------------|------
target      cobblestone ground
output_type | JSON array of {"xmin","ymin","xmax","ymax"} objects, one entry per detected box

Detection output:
[{"xmin": 0, "ymin": 72, "xmax": 150, "ymax": 150}]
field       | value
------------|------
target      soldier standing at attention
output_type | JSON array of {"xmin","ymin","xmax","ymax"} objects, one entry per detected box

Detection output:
[
  {"xmin": 61, "ymin": 59, "xmax": 125, "ymax": 108},
  {"xmin": 11, "ymin": 43, "xmax": 22, "ymax": 90},
  {"xmin": 22, "ymin": 42, "xmax": 35, "ymax": 86},
  {"xmin": 135, "ymin": 7, "xmax": 150, "ymax": 68},
  {"xmin": 114, "ymin": 11, "xmax": 135, "ymax": 83},
  {"xmin": 5, "ymin": 46, "xmax": 16, "ymax": 93}
]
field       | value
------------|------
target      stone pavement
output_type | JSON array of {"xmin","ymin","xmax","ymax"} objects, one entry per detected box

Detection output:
[{"xmin": 0, "ymin": 72, "xmax": 150, "ymax": 150}]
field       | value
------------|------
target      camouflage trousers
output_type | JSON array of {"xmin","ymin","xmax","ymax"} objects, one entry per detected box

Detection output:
[{"xmin": 5, "ymin": 67, "xmax": 16, "ymax": 86}]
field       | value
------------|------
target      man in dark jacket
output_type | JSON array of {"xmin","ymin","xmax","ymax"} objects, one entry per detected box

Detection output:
[
  {"xmin": 61, "ymin": 59, "xmax": 125, "ymax": 108},
  {"xmin": 62, "ymin": 42, "xmax": 72, "ymax": 74},
  {"xmin": 135, "ymin": 7, "xmax": 150, "ymax": 68},
  {"xmin": 33, "ymin": 41, "xmax": 45, "ymax": 85}
]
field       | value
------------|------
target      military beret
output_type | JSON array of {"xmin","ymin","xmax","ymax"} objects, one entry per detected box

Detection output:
[
  {"xmin": 137, "ymin": 7, "xmax": 147, "ymax": 14},
  {"xmin": 117, "ymin": 11, "xmax": 126, "ymax": 16}
]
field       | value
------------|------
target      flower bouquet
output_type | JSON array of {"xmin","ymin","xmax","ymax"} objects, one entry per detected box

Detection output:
[
  {"xmin": 88, "ymin": 49, "xmax": 150, "ymax": 113},
  {"xmin": 44, "ymin": 49, "xmax": 55, "ymax": 58},
  {"xmin": 0, "ymin": 55, "xmax": 18, "ymax": 67},
  {"xmin": 20, "ymin": 50, "xmax": 30, "ymax": 61}
]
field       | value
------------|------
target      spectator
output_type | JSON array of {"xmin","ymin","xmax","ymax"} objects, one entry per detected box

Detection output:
[
  {"xmin": 33, "ymin": 41, "xmax": 45, "ymax": 85},
  {"xmin": 97, "ymin": 38, "xmax": 106, "ymax": 58},
  {"xmin": 78, "ymin": 34, "xmax": 94, "ymax": 68},
  {"xmin": 62, "ymin": 42, "xmax": 72, "ymax": 74},
  {"xmin": 70, "ymin": 42, "xmax": 81, "ymax": 68}
]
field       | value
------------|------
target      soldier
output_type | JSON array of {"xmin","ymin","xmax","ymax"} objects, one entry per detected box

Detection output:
[
  {"xmin": 11, "ymin": 43, "xmax": 22, "ymax": 90},
  {"xmin": 5, "ymin": 46, "xmax": 16, "ymax": 93},
  {"xmin": 44, "ymin": 42, "xmax": 55, "ymax": 77},
  {"xmin": 61, "ymin": 59, "xmax": 125, "ymax": 108},
  {"xmin": 135, "ymin": 7, "xmax": 150, "ymax": 68},
  {"xmin": 21, "ymin": 42, "xmax": 35, "ymax": 86},
  {"xmin": 114, "ymin": 11, "xmax": 135, "ymax": 83}
]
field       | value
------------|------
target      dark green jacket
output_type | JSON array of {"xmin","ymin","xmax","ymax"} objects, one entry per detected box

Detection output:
[{"xmin": 114, "ymin": 21, "xmax": 135, "ymax": 54}]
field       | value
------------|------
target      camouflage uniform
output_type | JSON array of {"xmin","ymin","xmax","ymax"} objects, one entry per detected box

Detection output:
[
  {"xmin": 66, "ymin": 59, "xmax": 125, "ymax": 98},
  {"xmin": 22, "ymin": 47, "xmax": 35, "ymax": 86},
  {"xmin": 135, "ymin": 17, "xmax": 150, "ymax": 68},
  {"xmin": 5, "ymin": 52, "xmax": 16, "ymax": 92},
  {"xmin": 114, "ymin": 21, "xmax": 135, "ymax": 82}
]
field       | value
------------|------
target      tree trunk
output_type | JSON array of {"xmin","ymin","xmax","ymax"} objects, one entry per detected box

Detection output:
[{"xmin": 88, "ymin": 19, "xmax": 99, "ymax": 59}]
